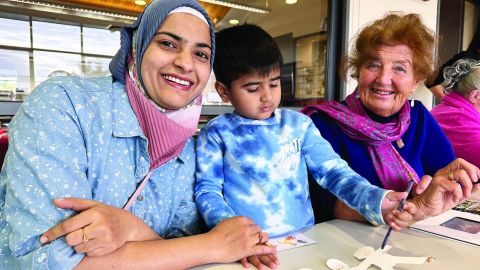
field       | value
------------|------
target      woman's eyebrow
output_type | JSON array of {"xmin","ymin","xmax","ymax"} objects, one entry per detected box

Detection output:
[
  {"xmin": 154, "ymin": 31, "xmax": 211, "ymax": 51},
  {"xmin": 155, "ymin": 31, "xmax": 181, "ymax": 40}
]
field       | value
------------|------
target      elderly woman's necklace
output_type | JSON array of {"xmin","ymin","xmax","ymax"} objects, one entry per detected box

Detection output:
[
  {"xmin": 396, "ymin": 138, "xmax": 405, "ymax": 148},
  {"xmin": 395, "ymin": 100, "xmax": 415, "ymax": 149}
]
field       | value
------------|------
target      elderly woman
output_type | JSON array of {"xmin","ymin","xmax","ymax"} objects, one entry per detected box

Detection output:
[
  {"xmin": 303, "ymin": 13, "xmax": 477, "ymax": 223},
  {"xmin": 0, "ymin": 0, "xmax": 275, "ymax": 269},
  {"xmin": 431, "ymin": 59, "xmax": 480, "ymax": 167}
]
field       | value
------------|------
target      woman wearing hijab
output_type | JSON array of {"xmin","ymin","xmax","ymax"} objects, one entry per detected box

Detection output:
[
  {"xmin": 431, "ymin": 58, "xmax": 480, "ymax": 167},
  {"xmin": 0, "ymin": 1, "xmax": 275, "ymax": 269}
]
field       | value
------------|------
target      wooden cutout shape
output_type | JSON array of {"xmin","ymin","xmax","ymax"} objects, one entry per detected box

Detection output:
[{"xmin": 326, "ymin": 245, "xmax": 428, "ymax": 270}]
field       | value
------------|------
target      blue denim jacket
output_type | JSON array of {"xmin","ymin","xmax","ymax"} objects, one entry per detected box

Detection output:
[{"xmin": 0, "ymin": 76, "xmax": 200, "ymax": 270}]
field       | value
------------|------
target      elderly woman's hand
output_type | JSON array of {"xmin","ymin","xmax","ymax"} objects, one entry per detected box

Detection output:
[
  {"xmin": 411, "ymin": 158, "xmax": 480, "ymax": 221},
  {"xmin": 40, "ymin": 198, "xmax": 161, "ymax": 257},
  {"xmin": 424, "ymin": 158, "xmax": 480, "ymax": 196}
]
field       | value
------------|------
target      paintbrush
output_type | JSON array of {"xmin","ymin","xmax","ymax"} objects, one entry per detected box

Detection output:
[{"xmin": 380, "ymin": 178, "xmax": 415, "ymax": 249}]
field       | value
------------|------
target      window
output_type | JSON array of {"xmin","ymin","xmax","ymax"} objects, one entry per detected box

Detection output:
[
  {"xmin": 209, "ymin": 0, "xmax": 329, "ymax": 106},
  {"xmin": 294, "ymin": 33, "xmax": 327, "ymax": 100},
  {"xmin": 83, "ymin": 27, "xmax": 120, "ymax": 56},
  {"xmin": 33, "ymin": 51, "xmax": 82, "ymax": 85},
  {"xmin": 0, "ymin": 15, "xmax": 120, "ymax": 101},
  {"xmin": 0, "ymin": 16, "xmax": 30, "ymax": 48},
  {"xmin": 0, "ymin": 49, "xmax": 29, "ymax": 101},
  {"xmin": 84, "ymin": 56, "xmax": 112, "ymax": 77},
  {"xmin": 32, "ymin": 21, "xmax": 81, "ymax": 52}
]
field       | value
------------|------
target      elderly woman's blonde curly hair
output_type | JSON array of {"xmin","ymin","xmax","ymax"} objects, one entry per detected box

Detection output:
[
  {"xmin": 348, "ymin": 13, "xmax": 436, "ymax": 83},
  {"xmin": 443, "ymin": 58, "xmax": 480, "ymax": 95}
]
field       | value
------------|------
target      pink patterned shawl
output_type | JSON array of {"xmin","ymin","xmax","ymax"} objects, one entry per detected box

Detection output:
[{"xmin": 302, "ymin": 90, "xmax": 420, "ymax": 191}]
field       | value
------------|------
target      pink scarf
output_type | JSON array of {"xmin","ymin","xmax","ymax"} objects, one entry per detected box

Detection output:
[
  {"xmin": 125, "ymin": 52, "xmax": 201, "ymax": 170},
  {"xmin": 302, "ymin": 91, "xmax": 420, "ymax": 191},
  {"xmin": 431, "ymin": 92, "xmax": 480, "ymax": 167}
]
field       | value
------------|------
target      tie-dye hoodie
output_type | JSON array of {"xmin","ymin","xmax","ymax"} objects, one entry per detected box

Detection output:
[{"xmin": 195, "ymin": 109, "xmax": 387, "ymax": 237}]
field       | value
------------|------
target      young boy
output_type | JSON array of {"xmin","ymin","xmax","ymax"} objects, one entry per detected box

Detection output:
[{"xmin": 194, "ymin": 24, "xmax": 406, "ymax": 268}]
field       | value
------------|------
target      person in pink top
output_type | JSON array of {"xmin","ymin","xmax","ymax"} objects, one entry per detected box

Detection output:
[{"xmin": 431, "ymin": 58, "xmax": 480, "ymax": 167}]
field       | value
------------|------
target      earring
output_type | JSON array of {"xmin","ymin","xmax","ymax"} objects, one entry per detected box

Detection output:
[
  {"xmin": 410, "ymin": 99, "xmax": 415, "ymax": 107},
  {"xmin": 355, "ymin": 91, "xmax": 360, "ymax": 99}
]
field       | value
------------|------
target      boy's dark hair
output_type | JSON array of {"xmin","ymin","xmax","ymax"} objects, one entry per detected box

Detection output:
[{"xmin": 213, "ymin": 24, "xmax": 283, "ymax": 88}]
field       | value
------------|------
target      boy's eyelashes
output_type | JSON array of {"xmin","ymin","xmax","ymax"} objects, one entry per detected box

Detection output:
[
  {"xmin": 245, "ymin": 87, "xmax": 259, "ymax": 93},
  {"xmin": 243, "ymin": 82, "xmax": 279, "ymax": 90},
  {"xmin": 244, "ymin": 85, "xmax": 279, "ymax": 93}
]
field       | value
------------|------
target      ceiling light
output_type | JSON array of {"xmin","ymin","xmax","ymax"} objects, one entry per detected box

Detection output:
[
  {"xmin": 286, "ymin": 0, "xmax": 297, "ymax": 4},
  {"xmin": 134, "ymin": 0, "xmax": 147, "ymax": 5},
  {"xmin": 198, "ymin": 0, "xmax": 270, "ymax": 14},
  {"xmin": 3, "ymin": 0, "xmax": 136, "ymax": 23},
  {"xmin": 229, "ymin": 19, "xmax": 239, "ymax": 25}
]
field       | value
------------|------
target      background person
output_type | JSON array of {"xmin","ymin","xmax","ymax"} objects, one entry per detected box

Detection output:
[
  {"xmin": 302, "ymin": 13, "xmax": 478, "ymax": 224},
  {"xmin": 427, "ymin": 16, "xmax": 480, "ymax": 100},
  {"xmin": 431, "ymin": 58, "xmax": 480, "ymax": 167},
  {"xmin": 427, "ymin": 51, "xmax": 480, "ymax": 100},
  {"xmin": 0, "ymin": 1, "xmax": 275, "ymax": 269}
]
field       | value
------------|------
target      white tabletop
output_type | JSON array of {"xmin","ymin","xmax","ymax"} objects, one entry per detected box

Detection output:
[{"xmin": 192, "ymin": 219, "xmax": 479, "ymax": 270}]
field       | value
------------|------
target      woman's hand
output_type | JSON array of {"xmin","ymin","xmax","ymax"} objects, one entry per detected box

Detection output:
[
  {"xmin": 424, "ymin": 158, "xmax": 480, "ymax": 197},
  {"xmin": 412, "ymin": 158, "xmax": 480, "ymax": 221},
  {"xmin": 40, "ymin": 198, "xmax": 160, "ymax": 256},
  {"xmin": 205, "ymin": 216, "xmax": 276, "ymax": 264},
  {"xmin": 383, "ymin": 159, "xmax": 480, "ymax": 229}
]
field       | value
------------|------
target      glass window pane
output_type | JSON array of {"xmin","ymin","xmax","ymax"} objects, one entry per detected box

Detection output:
[
  {"xmin": 0, "ymin": 17, "xmax": 30, "ymax": 48},
  {"xmin": 211, "ymin": 0, "xmax": 328, "ymax": 106},
  {"xmin": 0, "ymin": 49, "xmax": 30, "ymax": 101},
  {"xmin": 33, "ymin": 51, "xmax": 81, "ymax": 86},
  {"xmin": 84, "ymin": 56, "xmax": 112, "ymax": 77},
  {"xmin": 83, "ymin": 27, "xmax": 120, "ymax": 56},
  {"xmin": 295, "ymin": 34, "xmax": 327, "ymax": 100},
  {"xmin": 32, "ymin": 21, "xmax": 80, "ymax": 52}
]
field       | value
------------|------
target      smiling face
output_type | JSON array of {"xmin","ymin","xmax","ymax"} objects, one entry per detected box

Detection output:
[
  {"xmin": 216, "ymin": 69, "xmax": 282, "ymax": 120},
  {"xmin": 140, "ymin": 13, "xmax": 212, "ymax": 110},
  {"xmin": 357, "ymin": 44, "xmax": 420, "ymax": 117}
]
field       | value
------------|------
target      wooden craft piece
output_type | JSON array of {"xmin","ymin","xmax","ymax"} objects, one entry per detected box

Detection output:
[
  {"xmin": 326, "ymin": 258, "xmax": 349, "ymax": 270},
  {"xmin": 326, "ymin": 245, "xmax": 428, "ymax": 270}
]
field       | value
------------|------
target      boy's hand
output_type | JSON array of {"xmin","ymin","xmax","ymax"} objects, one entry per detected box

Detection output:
[
  {"xmin": 240, "ymin": 253, "xmax": 279, "ymax": 270},
  {"xmin": 207, "ymin": 217, "xmax": 276, "ymax": 263},
  {"xmin": 381, "ymin": 191, "xmax": 409, "ymax": 227},
  {"xmin": 383, "ymin": 201, "xmax": 417, "ymax": 231}
]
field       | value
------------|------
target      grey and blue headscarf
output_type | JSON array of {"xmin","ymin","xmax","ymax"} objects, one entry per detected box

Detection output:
[{"xmin": 109, "ymin": 0, "xmax": 216, "ymax": 85}]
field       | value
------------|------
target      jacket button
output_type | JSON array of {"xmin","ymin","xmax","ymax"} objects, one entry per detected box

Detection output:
[{"xmin": 136, "ymin": 195, "xmax": 144, "ymax": 201}]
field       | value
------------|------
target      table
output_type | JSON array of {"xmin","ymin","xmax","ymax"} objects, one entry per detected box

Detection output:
[{"xmin": 192, "ymin": 219, "xmax": 479, "ymax": 270}]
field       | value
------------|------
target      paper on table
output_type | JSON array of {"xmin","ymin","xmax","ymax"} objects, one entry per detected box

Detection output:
[
  {"xmin": 409, "ymin": 200, "xmax": 480, "ymax": 247},
  {"xmin": 266, "ymin": 233, "xmax": 317, "ymax": 252}
]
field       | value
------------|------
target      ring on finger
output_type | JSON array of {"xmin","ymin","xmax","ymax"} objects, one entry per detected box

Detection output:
[
  {"xmin": 448, "ymin": 171, "xmax": 455, "ymax": 181},
  {"xmin": 82, "ymin": 228, "xmax": 89, "ymax": 243},
  {"xmin": 257, "ymin": 233, "xmax": 263, "ymax": 245}
]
